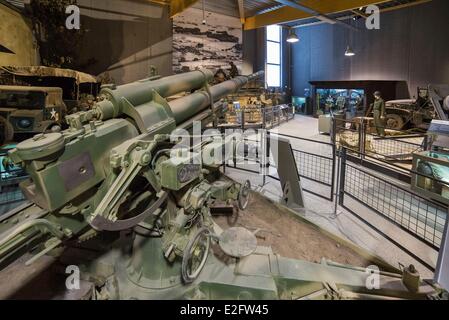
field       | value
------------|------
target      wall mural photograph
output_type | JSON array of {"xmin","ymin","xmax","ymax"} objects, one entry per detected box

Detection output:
[{"xmin": 172, "ymin": 7, "xmax": 243, "ymax": 74}]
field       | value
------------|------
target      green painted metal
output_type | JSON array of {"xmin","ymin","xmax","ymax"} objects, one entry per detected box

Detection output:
[
  {"xmin": 0, "ymin": 69, "xmax": 262, "ymax": 273},
  {"xmin": 0, "ymin": 69, "xmax": 447, "ymax": 300}
]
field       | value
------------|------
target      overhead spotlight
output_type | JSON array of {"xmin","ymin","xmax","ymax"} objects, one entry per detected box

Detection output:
[
  {"xmin": 345, "ymin": 45, "xmax": 355, "ymax": 57},
  {"xmin": 286, "ymin": 29, "xmax": 299, "ymax": 43}
]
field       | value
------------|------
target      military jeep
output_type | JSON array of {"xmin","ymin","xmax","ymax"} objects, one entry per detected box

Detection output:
[
  {"xmin": 0, "ymin": 86, "xmax": 67, "ymax": 144},
  {"xmin": 384, "ymin": 87, "xmax": 435, "ymax": 131}
]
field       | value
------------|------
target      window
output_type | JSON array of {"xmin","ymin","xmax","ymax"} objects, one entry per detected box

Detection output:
[{"xmin": 266, "ymin": 25, "xmax": 282, "ymax": 88}]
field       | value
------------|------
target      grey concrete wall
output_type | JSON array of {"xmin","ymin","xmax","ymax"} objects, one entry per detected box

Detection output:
[
  {"xmin": 76, "ymin": 0, "xmax": 172, "ymax": 85},
  {"xmin": 242, "ymin": 29, "xmax": 256, "ymax": 75},
  {"xmin": 242, "ymin": 28, "xmax": 265, "ymax": 76},
  {"xmin": 292, "ymin": 0, "xmax": 449, "ymax": 97}
]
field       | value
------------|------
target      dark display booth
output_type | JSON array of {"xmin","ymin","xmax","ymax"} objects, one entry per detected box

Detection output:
[{"xmin": 309, "ymin": 80, "xmax": 410, "ymax": 117}]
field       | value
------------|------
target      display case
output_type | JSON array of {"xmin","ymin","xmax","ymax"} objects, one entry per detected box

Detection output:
[
  {"xmin": 292, "ymin": 96, "xmax": 310, "ymax": 115},
  {"xmin": 412, "ymin": 150, "xmax": 449, "ymax": 205},
  {"xmin": 315, "ymin": 88, "xmax": 365, "ymax": 119},
  {"xmin": 309, "ymin": 80, "xmax": 409, "ymax": 119},
  {"xmin": 218, "ymin": 90, "xmax": 294, "ymax": 130}
]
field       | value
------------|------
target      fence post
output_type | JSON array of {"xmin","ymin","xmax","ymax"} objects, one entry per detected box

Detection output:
[
  {"xmin": 222, "ymin": 129, "xmax": 226, "ymax": 174},
  {"xmin": 423, "ymin": 134, "xmax": 429, "ymax": 151},
  {"xmin": 435, "ymin": 213, "xmax": 449, "ymax": 291},
  {"xmin": 262, "ymin": 107, "xmax": 266, "ymax": 129},
  {"xmin": 233, "ymin": 134, "xmax": 237, "ymax": 169},
  {"xmin": 262, "ymin": 130, "xmax": 271, "ymax": 186},
  {"xmin": 358, "ymin": 119, "xmax": 365, "ymax": 161},
  {"xmin": 277, "ymin": 106, "xmax": 281, "ymax": 127},
  {"xmin": 330, "ymin": 138, "xmax": 337, "ymax": 202},
  {"xmin": 331, "ymin": 116, "xmax": 337, "ymax": 145},
  {"xmin": 338, "ymin": 147, "xmax": 347, "ymax": 207}
]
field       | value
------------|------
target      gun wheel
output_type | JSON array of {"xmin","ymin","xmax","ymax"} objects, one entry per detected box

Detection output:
[
  {"xmin": 181, "ymin": 227, "xmax": 211, "ymax": 284},
  {"xmin": 238, "ymin": 180, "xmax": 251, "ymax": 210}
]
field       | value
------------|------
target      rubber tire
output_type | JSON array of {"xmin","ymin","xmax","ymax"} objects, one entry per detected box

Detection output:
[{"xmin": 385, "ymin": 114, "xmax": 405, "ymax": 131}]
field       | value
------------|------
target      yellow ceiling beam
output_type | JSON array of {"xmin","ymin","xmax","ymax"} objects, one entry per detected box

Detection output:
[
  {"xmin": 170, "ymin": 0, "xmax": 200, "ymax": 17},
  {"xmin": 244, "ymin": 0, "xmax": 392, "ymax": 30}
]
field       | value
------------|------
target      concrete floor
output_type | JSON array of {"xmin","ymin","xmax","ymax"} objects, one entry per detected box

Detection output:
[{"xmin": 226, "ymin": 115, "xmax": 441, "ymax": 279}]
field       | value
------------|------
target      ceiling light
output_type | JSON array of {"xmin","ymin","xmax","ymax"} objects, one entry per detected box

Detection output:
[
  {"xmin": 286, "ymin": 30, "xmax": 299, "ymax": 43},
  {"xmin": 345, "ymin": 46, "xmax": 355, "ymax": 56}
]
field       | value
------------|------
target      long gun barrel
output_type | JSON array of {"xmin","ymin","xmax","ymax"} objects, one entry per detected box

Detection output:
[
  {"xmin": 0, "ymin": 70, "xmax": 264, "ymax": 269},
  {"xmin": 93, "ymin": 69, "xmax": 214, "ymax": 122},
  {"xmin": 68, "ymin": 70, "xmax": 263, "ymax": 133},
  {"xmin": 170, "ymin": 71, "xmax": 265, "ymax": 124}
]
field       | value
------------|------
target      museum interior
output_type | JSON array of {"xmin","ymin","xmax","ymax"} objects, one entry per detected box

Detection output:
[{"xmin": 0, "ymin": 0, "xmax": 448, "ymax": 302}]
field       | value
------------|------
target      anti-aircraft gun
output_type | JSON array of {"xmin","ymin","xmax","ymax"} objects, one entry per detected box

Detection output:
[
  {"xmin": 0, "ymin": 70, "xmax": 447, "ymax": 300},
  {"xmin": 0, "ymin": 69, "xmax": 261, "ymax": 281}
]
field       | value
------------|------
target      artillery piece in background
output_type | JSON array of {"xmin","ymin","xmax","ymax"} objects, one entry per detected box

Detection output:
[{"xmin": 0, "ymin": 70, "xmax": 446, "ymax": 300}]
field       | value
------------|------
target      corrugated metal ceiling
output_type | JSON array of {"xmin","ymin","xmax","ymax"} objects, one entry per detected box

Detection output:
[
  {"xmin": 192, "ymin": 0, "xmax": 431, "ymax": 23},
  {"xmin": 2, "ymin": 0, "xmax": 432, "ymax": 26},
  {"xmin": 190, "ymin": 0, "xmax": 280, "ymax": 18},
  {"xmin": 283, "ymin": 0, "xmax": 432, "ymax": 27}
]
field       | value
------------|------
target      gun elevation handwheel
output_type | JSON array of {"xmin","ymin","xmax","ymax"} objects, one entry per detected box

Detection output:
[
  {"xmin": 238, "ymin": 180, "xmax": 251, "ymax": 210},
  {"xmin": 181, "ymin": 227, "xmax": 211, "ymax": 284}
]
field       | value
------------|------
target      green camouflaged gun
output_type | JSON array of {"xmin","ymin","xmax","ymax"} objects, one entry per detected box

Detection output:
[{"xmin": 0, "ymin": 70, "xmax": 446, "ymax": 300}]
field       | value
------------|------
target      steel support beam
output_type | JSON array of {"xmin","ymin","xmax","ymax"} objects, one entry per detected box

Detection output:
[
  {"xmin": 272, "ymin": 0, "xmax": 359, "ymax": 30},
  {"xmin": 293, "ymin": 0, "xmax": 432, "ymax": 29},
  {"xmin": 237, "ymin": 0, "xmax": 245, "ymax": 24},
  {"xmin": 351, "ymin": 9, "xmax": 369, "ymax": 19},
  {"xmin": 244, "ymin": 0, "xmax": 391, "ymax": 30},
  {"xmin": 379, "ymin": 0, "xmax": 432, "ymax": 13}
]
